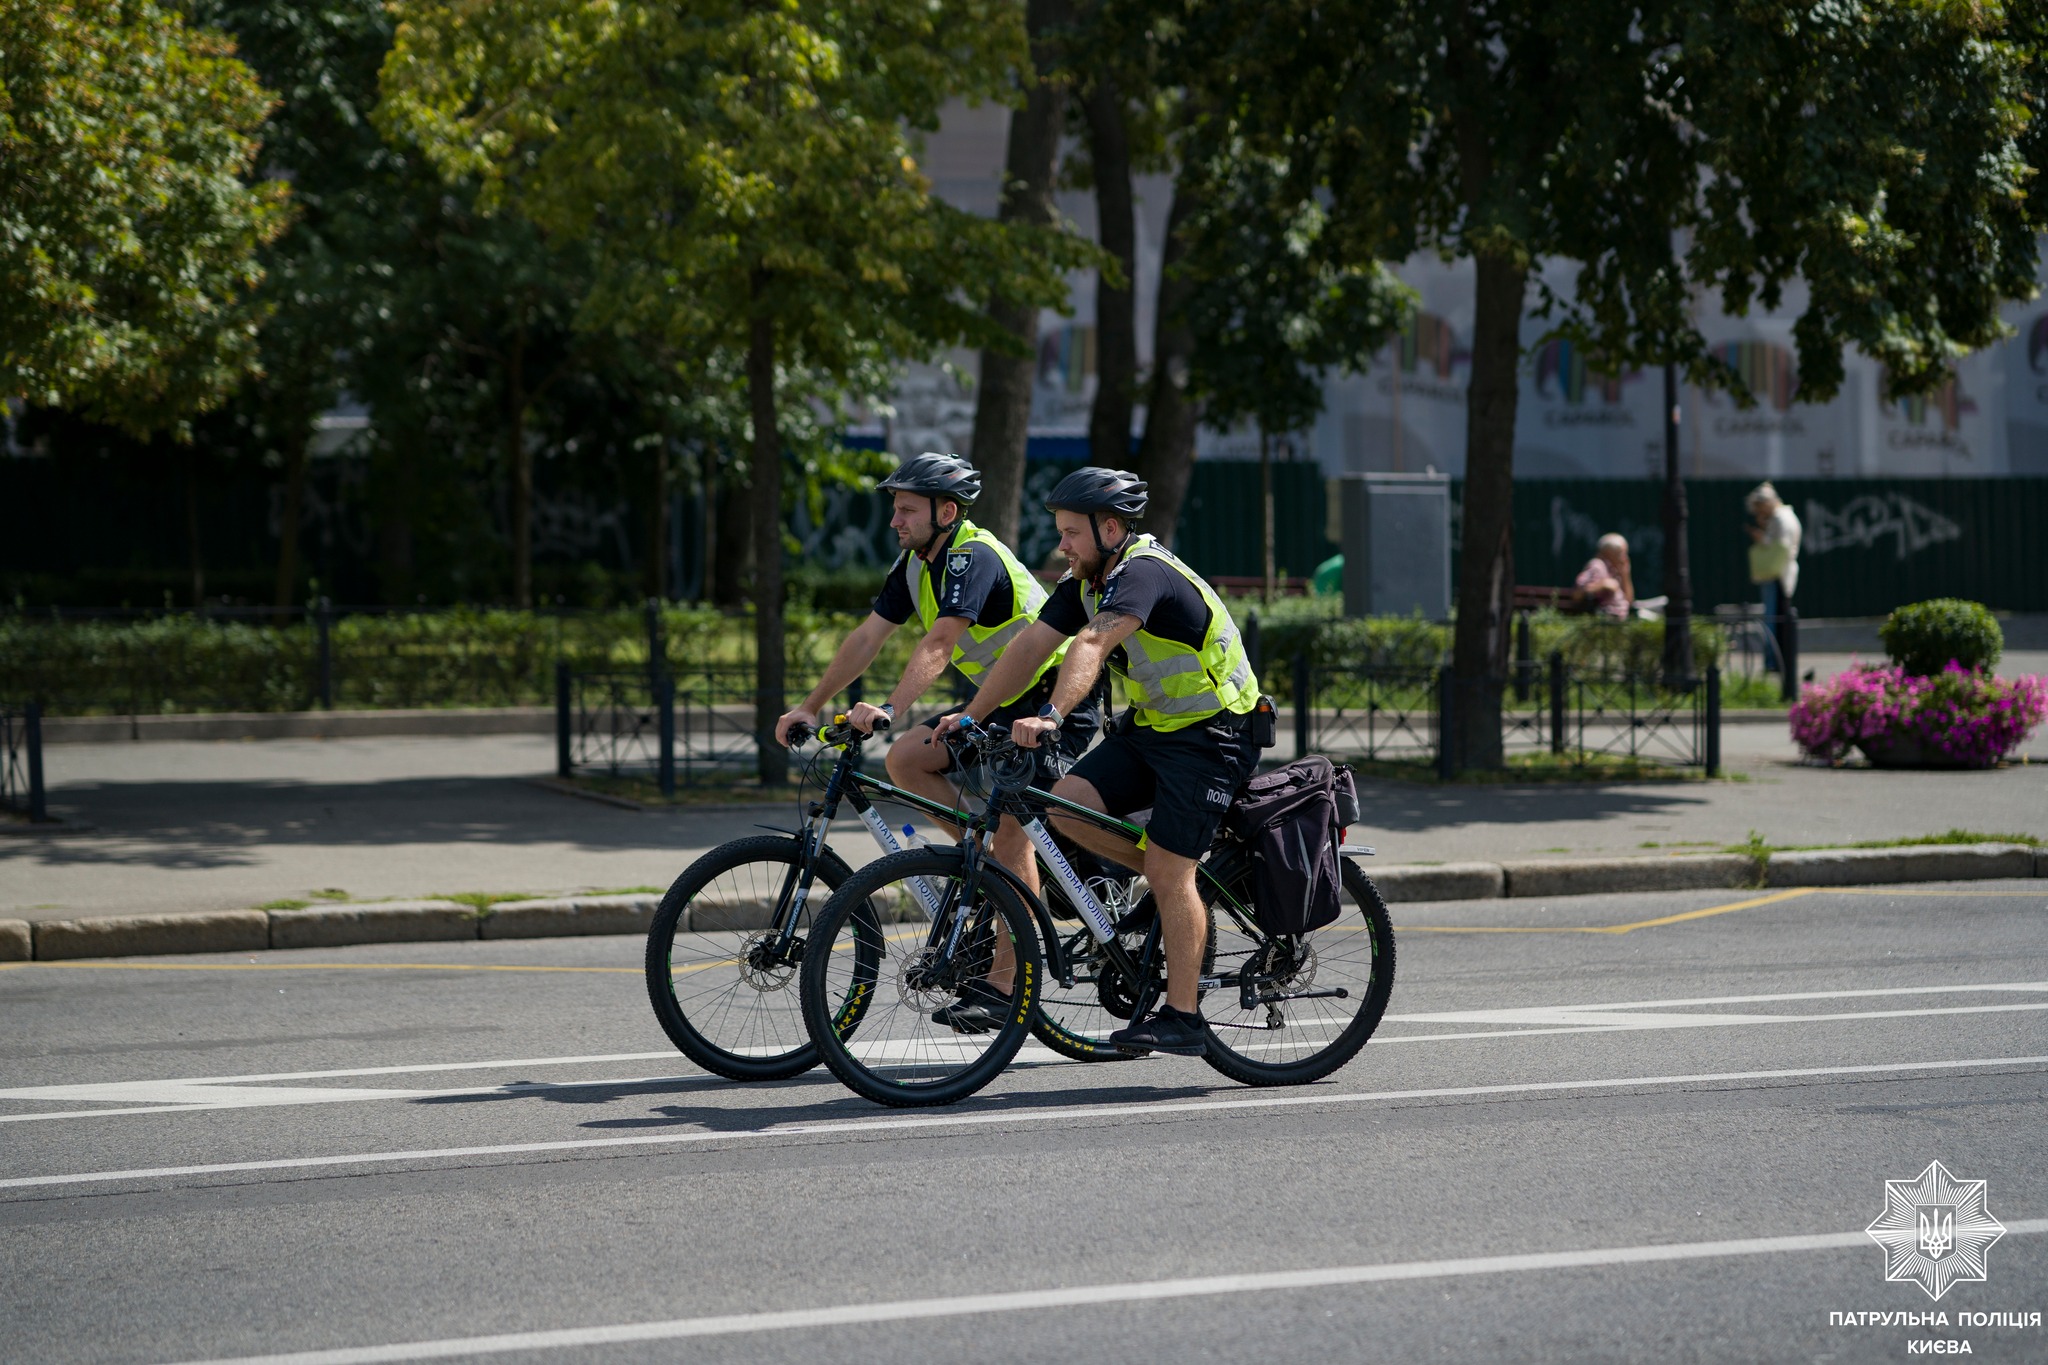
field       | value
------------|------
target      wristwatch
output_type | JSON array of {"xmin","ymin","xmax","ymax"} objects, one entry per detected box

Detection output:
[
  {"xmin": 878, "ymin": 703, "xmax": 896, "ymax": 719},
  {"xmin": 1037, "ymin": 703, "xmax": 1064, "ymax": 725}
]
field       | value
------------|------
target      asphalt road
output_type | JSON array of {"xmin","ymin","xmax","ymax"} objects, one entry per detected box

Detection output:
[
  {"xmin": 4, "ymin": 879, "xmax": 2045, "ymax": 1363},
  {"xmin": 8, "ymin": 728, "xmax": 2046, "ymax": 921}
]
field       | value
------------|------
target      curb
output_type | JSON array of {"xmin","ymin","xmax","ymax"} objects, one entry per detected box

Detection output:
[
  {"xmin": 482, "ymin": 894, "xmax": 659, "ymax": 939},
  {"xmin": 1370, "ymin": 863, "xmax": 1504, "ymax": 904},
  {"xmin": 269, "ymin": 901, "xmax": 478, "ymax": 950},
  {"xmin": 1501, "ymin": 854, "xmax": 1754, "ymax": 898},
  {"xmin": 8, "ymin": 845, "xmax": 2042, "ymax": 961},
  {"xmin": 1764, "ymin": 843, "xmax": 2037, "ymax": 888}
]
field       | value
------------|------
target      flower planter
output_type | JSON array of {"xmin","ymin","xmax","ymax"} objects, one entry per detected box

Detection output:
[
  {"xmin": 1854, "ymin": 732, "xmax": 1990, "ymax": 770},
  {"xmin": 1789, "ymin": 663, "xmax": 2047, "ymax": 769}
]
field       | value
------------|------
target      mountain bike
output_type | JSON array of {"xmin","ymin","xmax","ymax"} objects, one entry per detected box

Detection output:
[
  {"xmin": 642, "ymin": 716, "xmax": 1139, "ymax": 1081},
  {"xmin": 797, "ymin": 717, "xmax": 1397, "ymax": 1107}
]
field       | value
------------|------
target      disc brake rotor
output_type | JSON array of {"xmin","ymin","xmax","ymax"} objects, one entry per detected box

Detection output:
[{"xmin": 735, "ymin": 931, "xmax": 798, "ymax": 993}]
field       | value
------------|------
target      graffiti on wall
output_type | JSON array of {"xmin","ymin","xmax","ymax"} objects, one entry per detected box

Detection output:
[{"xmin": 1804, "ymin": 494, "xmax": 1962, "ymax": 561}]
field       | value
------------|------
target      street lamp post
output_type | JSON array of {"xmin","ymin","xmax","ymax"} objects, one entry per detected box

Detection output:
[{"xmin": 1660, "ymin": 361, "xmax": 1695, "ymax": 688}]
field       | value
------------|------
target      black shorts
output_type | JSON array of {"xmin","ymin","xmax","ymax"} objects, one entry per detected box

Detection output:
[
  {"xmin": 1067, "ymin": 709, "xmax": 1259, "ymax": 859},
  {"xmin": 913, "ymin": 677, "xmax": 1104, "ymax": 789}
]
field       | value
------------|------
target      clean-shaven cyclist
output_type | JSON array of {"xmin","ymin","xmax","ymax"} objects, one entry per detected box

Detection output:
[
  {"xmin": 773, "ymin": 453, "xmax": 1102, "ymax": 1030},
  {"xmin": 938, "ymin": 467, "xmax": 1261, "ymax": 1057}
]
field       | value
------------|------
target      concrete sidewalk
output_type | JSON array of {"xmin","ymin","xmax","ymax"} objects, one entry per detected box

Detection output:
[{"xmin": 3, "ymin": 721, "xmax": 2044, "ymax": 922}]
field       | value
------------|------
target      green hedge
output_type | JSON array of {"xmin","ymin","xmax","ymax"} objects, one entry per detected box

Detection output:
[
  {"xmin": 1234, "ymin": 599, "xmax": 1726, "ymax": 679},
  {"xmin": 0, "ymin": 606, "xmax": 916, "ymax": 715}
]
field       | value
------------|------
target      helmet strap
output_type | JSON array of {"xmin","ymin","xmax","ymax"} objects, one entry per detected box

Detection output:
[{"xmin": 919, "ymin": 496, "xmax": 949, "ymax": 558}]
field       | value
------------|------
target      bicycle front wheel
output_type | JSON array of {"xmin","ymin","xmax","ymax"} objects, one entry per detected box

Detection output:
[
  {"xmin": 1198, "ymin": 858, "xmax": 1396, "ymax": 1087},
  {"xmin": 801, "ymin": 846, "xmax": 1042, "ymax": 1108},
  {"xmin": 644, "ymin": 834, "xmax": 856, "ymax": 1082}
]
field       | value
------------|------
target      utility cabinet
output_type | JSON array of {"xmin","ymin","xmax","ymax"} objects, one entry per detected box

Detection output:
[{"xmin": 1337, "ymin": 473, "xmax": 1452, "ymax": 620}]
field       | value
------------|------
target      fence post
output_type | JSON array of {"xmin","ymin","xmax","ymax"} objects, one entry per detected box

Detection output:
[
  {"xmin": 644, "ymin": 597, "xmax": 665, "ymax": 698},
  {"xmin": 1548, "ymin": 650, "xmax": 1566, "ymax": 757},
  {"xmin": 316, "ymin": 597, "xmax": 334, "ymax": 711},
  {"xmin": 1705, "ymin": 666, "xmax": 1722, "ymax": 778},
  {"xmin": 25, "ymin": 701, "xmax": 47, "ymax": 824},
  {"xmin": 1779, "ymin": 604, "xmax": 1799, "ymax": 703},
  {"xmin": 554, "ymin": 661, "xmax": 572, "ymax": 779},
  {"xmin": 1245, "ymin": 611, "xmax": 1262, "ymax": 678},
  {"xmin": 1291, "ymin": 652, "xmax": 1310, "ymax": 760},
  {"xmin": 1435, "ymin": 667, "xmax": 1455, "ymax": 781},
  {"xmin": 657, "ymin": 675, "xmax": 676, "ymax": 798},
  {"xmin": 1513, "ymin": 610, "xmax": 1533, "ymax": 702}
]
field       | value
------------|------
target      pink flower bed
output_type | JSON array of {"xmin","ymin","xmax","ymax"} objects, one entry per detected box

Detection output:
[{"xmin": 1789, "ymin": 662, "xmax": 2048, "ymax": 768}]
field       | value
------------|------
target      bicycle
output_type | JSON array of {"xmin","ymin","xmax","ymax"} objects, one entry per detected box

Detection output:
[
  {"xmin": 642, "ymin": 715, "xmax": 1140, "ymax": 1081},
  {"xmin": 798, "ymin": 717, "xmax": 1397, "ymax": 1108}
]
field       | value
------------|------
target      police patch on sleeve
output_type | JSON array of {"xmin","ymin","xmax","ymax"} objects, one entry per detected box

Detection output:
[{"xmin": 946, "ymin": 552, "xmax": 972, "ymax": 578}]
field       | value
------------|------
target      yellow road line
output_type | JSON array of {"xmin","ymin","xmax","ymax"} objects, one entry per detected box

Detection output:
[
  {"xmin": 1407, "ymin": 887, "xmax": 1819, "ymax": 936},
  {"xmin": 20, "ymin": 961, "xmax": 638, "ymax": 975}
]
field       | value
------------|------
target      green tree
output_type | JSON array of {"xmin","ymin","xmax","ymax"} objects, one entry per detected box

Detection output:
[
  {"xmin": 0, "ymin": 0, "xmax": 288, "ymax": 439},
  {"xmin": 1198, "ymin": 0, "xmax": 2045, "ymax": 767},
  {"xmin": 382, "ymin": 0, "xmax": 1082, "ymax": 781},
  {"xmin": 1179, "ymin": 142, "xmax": 1408, "ymax": 596},
  {"xmin": 179, "ymin": 0, "xmax": 392, "ymax": 607}
]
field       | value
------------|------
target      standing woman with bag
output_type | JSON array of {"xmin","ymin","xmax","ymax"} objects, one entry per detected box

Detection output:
[{"xmin": 1746, "ymin": 482, "xmax": 1802, "ymax": 674}]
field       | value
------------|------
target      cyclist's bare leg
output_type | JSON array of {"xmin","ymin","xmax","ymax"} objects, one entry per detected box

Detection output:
[
  {"xmin": 1044, "ymin": 776, "xmax": 1145, "ymax": 872},
  {"xmin": 884, "ymin": 726, "xmax": 966, "ymax": 841},
  {"xmin": 1144, "ymin": 845, "xmax": 1203, "ymax": 1014},
  {"xmin": 886, "ymin": 723, "xmax": 1021, "ymax": 990}
]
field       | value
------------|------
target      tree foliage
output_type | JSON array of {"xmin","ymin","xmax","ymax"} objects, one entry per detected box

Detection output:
[
  {"xmin": 0, "ymin": 0, "xmax": 288, "ymax": 438},
  {"xmin": 380, "ymin": 0, "xmax": 1088, "ymax": 779},
  {"xmin": 1190, "ymin": 0, "xmax": 2046, "ymax": 765}
]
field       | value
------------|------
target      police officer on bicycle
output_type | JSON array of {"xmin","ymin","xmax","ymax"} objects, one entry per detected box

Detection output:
[
  {"xmin": 938, "ymin": 467, "xmax": 1261, "ymax": 1057},
  {"xmin": 773, "ymin": 453, "xmax": 1103, "ymax": 1028}
]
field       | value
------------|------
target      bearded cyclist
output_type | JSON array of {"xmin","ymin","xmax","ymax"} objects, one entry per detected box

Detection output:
[
  {"xmin": 937, "ymin": 467, "xmax": 1262, "ymax": 1057},
  {"xmin": 773, "ymin": 453, "xmax": 1103, "ymax": 1031}
]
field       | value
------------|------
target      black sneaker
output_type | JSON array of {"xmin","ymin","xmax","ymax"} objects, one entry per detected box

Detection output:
[
  {"xmin": 1109, "ymin": 1005, "xmax": 1208, "ymax": 1057},
  {"xmin": 930, "ymin": 979, "xmax": 1014, "ymax": 1035}
]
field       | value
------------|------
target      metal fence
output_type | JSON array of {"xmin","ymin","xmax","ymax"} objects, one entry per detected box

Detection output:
[
  {"xmin": 1292, "ymin": 652, "xmax": 1721, "ymax": 776},
  {"xmin": 1, "ymin": 703, "xmax": 48, "ymax": 822},
  {"xmin": 554, "ymin": 663, "xmax": 771, "ymax": 792}
]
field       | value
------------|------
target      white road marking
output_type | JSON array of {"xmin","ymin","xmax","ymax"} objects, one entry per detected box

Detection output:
[
  {"xmin": 168, "ymin": 1218, "xmax": 2048, "ymax": 1364},
  {"xmin": 4, "ymin": 1053, "xmax": 2042, "ymax": 1193},
  {"xmin": 6, "ymin": 979, "xmax": 2047, "ymax": 1123}
]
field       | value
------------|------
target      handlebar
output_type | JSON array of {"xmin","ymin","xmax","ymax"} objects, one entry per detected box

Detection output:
[{"xmin": 787, "ymin": 712, "xmax": 890, "ymax": 751}]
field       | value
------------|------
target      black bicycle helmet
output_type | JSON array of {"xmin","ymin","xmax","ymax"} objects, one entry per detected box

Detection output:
[
  {"xmin": 1045, "ymin": 466, "xmax": 1148, "ymax": 560},
  {"xmin": 1044, "ymin": 466, "xmax": 1148, "ymax": 519},
  {"xmin": 878, "ymin": 452, "xmax": 981, "ymax": 505}
]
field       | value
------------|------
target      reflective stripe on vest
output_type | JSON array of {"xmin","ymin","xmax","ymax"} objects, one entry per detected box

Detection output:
[
  {"xmin": 904, "ymin": 520, "xmax": 1062, "ymax": 703},
  {"xmin": 1082, "ymin": 536, "xmax": 1259, "ymax": 731}
]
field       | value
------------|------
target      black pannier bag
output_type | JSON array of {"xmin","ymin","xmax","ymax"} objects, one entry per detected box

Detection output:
[{"xmin": 1224, "ymin": 756, "xmax": 1350, "ymax": 936}]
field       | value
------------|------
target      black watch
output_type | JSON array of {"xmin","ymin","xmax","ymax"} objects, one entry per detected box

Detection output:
[{"xmin": 1037, "ymin": 703, "xmax": 1064, "ymax": 725}]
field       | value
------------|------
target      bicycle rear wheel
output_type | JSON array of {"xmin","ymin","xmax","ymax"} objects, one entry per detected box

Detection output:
[
  {"xmin": 1198, "ymin": 858, "xmax": 1396, "ymax": 1087},
  {"xmin": 801, "ymin": 846, "xmax": 1042, "ymax": 1108},
  {"xmin": 644, "ymin": 834, "xmax": 856, "ymax": 1082}
]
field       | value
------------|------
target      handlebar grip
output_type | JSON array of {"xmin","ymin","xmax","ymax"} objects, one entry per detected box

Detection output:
[
  {"xmin": 786, "ymin": 721, "xmax": 815, "ymax": 748},
  {"xmin": 870, "ymin": 715, "xmax": 891, "ymax": 734}
]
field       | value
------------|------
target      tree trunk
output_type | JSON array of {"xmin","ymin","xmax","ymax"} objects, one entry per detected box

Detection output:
[
  {"xmin": 1260, "ymin": 425, "xmax": 1276, "ymax": 603},
  {"xmin": 649, "ymin": 434, "xmax": 670, "ymax": 602},
  {"xmin": 184, "ymin": 450, "xmax": 206, "ymax": 610},
  {"xmin": 709, "ymin": 446, "xmax": 748, "ymax": 607},
  {"xmin": 747, "ymin": 296, "xmax": 788, "ymax": 785},
  {"xmin": 272, "ymin": 435, "xmax": 310, "ymax": 611},
  {"xmin": 508, "ymin": 328, "xmax": 532, "ymax": 609},
  {"xmin": 1659, "ymin": 361, "xmax": 1695, "ymax": 685},
  {"xmin": 968, "ymin": 0, "xmax": 1068, "ymax": 546},
  {"xmin": 1448, "ymin": 250, "xmax": 1528, "ymax": 771},
  {"xmin": 1085, "ymin": 72, "xmax": 1137, "ymax": 469},
  {"xmin": 1134, "ymin": 181, "xmax": 1198, "ymax": 546}
]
